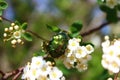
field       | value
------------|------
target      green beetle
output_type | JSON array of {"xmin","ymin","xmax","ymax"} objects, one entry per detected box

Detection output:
[{"xmin": 46, "ymin": 32, "xmax": 68, "ymax": 58}]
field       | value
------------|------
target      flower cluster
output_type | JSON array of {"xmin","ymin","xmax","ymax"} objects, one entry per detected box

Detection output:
[
  {"xmin": 101, "ymin": 36, "xmax": 120, "ymax": 73},
  {"xmin": 22, "ymin": 56, "xmax": 65, "ymax": 80},
  {"xmin": 3, "ymin": 23, "xmax": 24, "ymax": 47},
  {"xmin": 102, "ymin": 0, "xmax": 120, "ymax": 8},
  {"xmin": 63, "ymin": 38, "xmax": 94, "ymax": 72}
]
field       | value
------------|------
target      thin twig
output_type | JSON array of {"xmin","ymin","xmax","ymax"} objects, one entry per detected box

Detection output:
[
  {"xmin": 81, "ymin": 18, "xmax": 120, "ymax": 37},
  {"xmin": 0, "ymin": 16, "xmax": 49, "ymax": 41},
  {"xmin": 0, "ymin": 16, "xmax": 13, "ymax": 23},
  {"xmin": 114, "ymin": 73, "xmax": 119, "ymax": 80},
  {"xmin": 81, "ymin": 22, "xmax": 110, "ymax": 37},
  {"xmin": 0, "ymin": 70, "xmax": 5, "ymax": 76},
  {"xmin": 0, "ymin": 67, "xmax": 24, "ymax": 80},
  {"xmin": 26, "ymin": 30, "xmax": 49, "ymax": 41}
]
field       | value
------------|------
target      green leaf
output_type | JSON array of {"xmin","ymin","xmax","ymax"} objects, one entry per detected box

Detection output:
[
  {"xmin": 70, "ymin": 21, "xmax": 83, "ymax": 34},
  {"xmin": 117, "ymin": 4, "xmax": 120, "ymax": 11},
  {"xmin": 69, "ymin": 32, "xmax": 80, "ymax": 38},
  {"xmin": 21, "ymin": 22, "xmax": 27, "ymax": 30},
  {"xmin": 33, "ymin": 50, "xmax": 46, "ymax": 57},
  {"xmin": 100, "ymin": 5, "xmax": 111, "ymax": 12},
  {"xmin": 22, "ymin": 33, "xmax": 32, "ymax": 41},
  {"xmin": 97, "ymin": 0, "xmax": 105, "ymax": 4},
  {"xmin": 0, "ymin": 10, "xmax": 2, "ymax": 16},
  {"xmin": 106, "ymin": 9, "xmax": 118, "ymax": 22},
  {"xmin": 46, "ymin": 24, "xmax": 61, "ymax": 33},
  {"xmin": 15, "ymin": 21, "xmax": 21, "ymax": 26},
  {"xmin": 100, "ymin": 5, "xmax": 118, "ymax": 22},
  {"xmin": 0, "ymin": 1, "xmax": 8, "ymax": 9}
]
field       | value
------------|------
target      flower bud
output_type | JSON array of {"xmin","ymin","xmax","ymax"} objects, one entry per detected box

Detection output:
[
  {"xmin": 11, "ymin": 39, "xmax": 17, "ymax": 45},
  {"xmin": 17, "ymin": 39, "xmax": 22, "ymax": 43},
  {"xmin": 4, "ymin": 28, "xmax": 8, "ymax": 32},
  {"xmin": 3, "ymin": 33, "xmax": 7, "ymax": 37},
  {"xmin": 9, "ymin": 27, "xmax": 13, "ymax": 31},
  {"xmin": 14, "ymin": 25, "xmax": 19, "ymax": 30},
  {"xmin": 11, "ymin": 23, "xmax": 15, "ymax": 26}
]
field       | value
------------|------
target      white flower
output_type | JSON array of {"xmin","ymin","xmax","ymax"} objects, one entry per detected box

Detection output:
[
  {"xmin": 22, "ymin": 56, "xmax": 65, "ymax": 80},
  {"xmin": 108, "ymin": 61, "xmax": 120, "ymax": 73},
  {"xmin": 106, "ymin": 0, "xmax": 117, "ymax": 8},
  {"xmin": 39, "ymin": 64, "xmax": 51, "ymax": 76},
  {"xmin": 21, "ymin": 62, "xmax": 31, "ymax": 79},
  {"xmin": 63, "ymin": 37, "xmax": 94, "ymax": 72},
  {"xmin": 102, "ymin": 45, "xmax": 116, "ymax": 56},
  {"xmin": 66, "ymin": 54, "xmax": 76, "ymax": 64},
  {"xmin": 49, "ymin": 67, "xmax": 63, "ymax": 80},
  {"xmin": 31, "ymin": 56, "xmax": 45, "ymax": 69},
  {"xmin": 63, "ymin": 59, "xmax": 73, "ymax": 69},
  {"xmin": 85, "ymin": 44, "xmax": 94, "ymax": 54},
  {"xmin": 101, "ymin": 36, "xmax": 120, "ymax": 73},
  {"xmin": 101, "ymin": 59, "xmax": 109, "ymax": 69},
  {"xmin": 65, "ymin": 49, "xmax": 73, "ymax": 57},
  {"xmin": 29, "ymin": 68, "xmax": 41, "ymax": 80},
  {"xmin": 76, "ymin": 63, "xmax": 88, "ymax": 72},
  {"xmin": 75, "ymin": 46, "xmax": 87, "ymax": 59},
  {"xmin": 68, "ymin": 38, "xmax": 80, "ymax": 51},
  {"xmin": 81, "ymin": 55, "xmax": 92, "ymax": 63},
  {"xmin": 13, "ymin": 31, "xmax": 21, "ymax": 39},
  {"xmin": 102, "ymin": 40, "xmax": 110, "ymax": 48},
  {"xmin": 37, "ymin": 75, "xmax": 49, "ymax": 80},
  {"xmin": 114, "ymin": 40, "xmax": 120, "ymax": 47}
]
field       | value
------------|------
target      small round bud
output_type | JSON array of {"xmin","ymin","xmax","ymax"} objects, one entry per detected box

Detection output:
[
  {"xmin": 104, "ymin": 35, "xmax": 109, "ymax": 40},
  {"xmin": 3, "ymin": 33, "xmax": 7, "ymax": 37},
  {"xmin": 9, "ymin": 27, "xmax": 13, "ymax": 31},
  {"xmin": 4, "ymin": 28, "xmax": 8, "ymax": 32},
  {"xmin": 17, "ymin": 39, "xmax": 22, "ymax": 43},
  {"xmin": 11, "ymin": 23, "xmax": 15, "ymax": 26},
  {"xmin": 11, "ymin": 39, "xmax": 17, "ymax": 45},
  {"xmin": 14, "ymin": 25, "xmax": 19, "ymax": 30}
]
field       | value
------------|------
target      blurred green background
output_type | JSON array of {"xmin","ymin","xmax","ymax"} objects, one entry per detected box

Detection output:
[{"xmin": 0, "ymin": 0, "xmax": 118, "ymax": 80}]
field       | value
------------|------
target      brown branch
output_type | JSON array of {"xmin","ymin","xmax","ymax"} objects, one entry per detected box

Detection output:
[
  {"xmin": 13, "ymin": 71, "xmax": 22, "ymax": 80},
  {"xmin": 81, "ymin": 18, "xmax": 120, "ymax": 37},
  {"xmin": 0, "ymin": 16, "xmax": 13, "ymax": 23},
  {"xmin": 0, "ymin": 16, "xmax": 49, "ymax": 41},
  {"xmin": 0, "ymin": 70, "xmax": 5, "ymax": 76},
  {"xmin": 81, "ymin": 21, "xmax": 110, "ymax": 37},
  {"xmin": 0, "ymin": 67, "xmax": 24, "ymax": 80},
  {"xmin": 26, "ymin": 30, "xmax": 49, "ymax": 41},
  {"xmin": 114, "ymin": 73, "xmax": 119, "ymax": 80}
]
